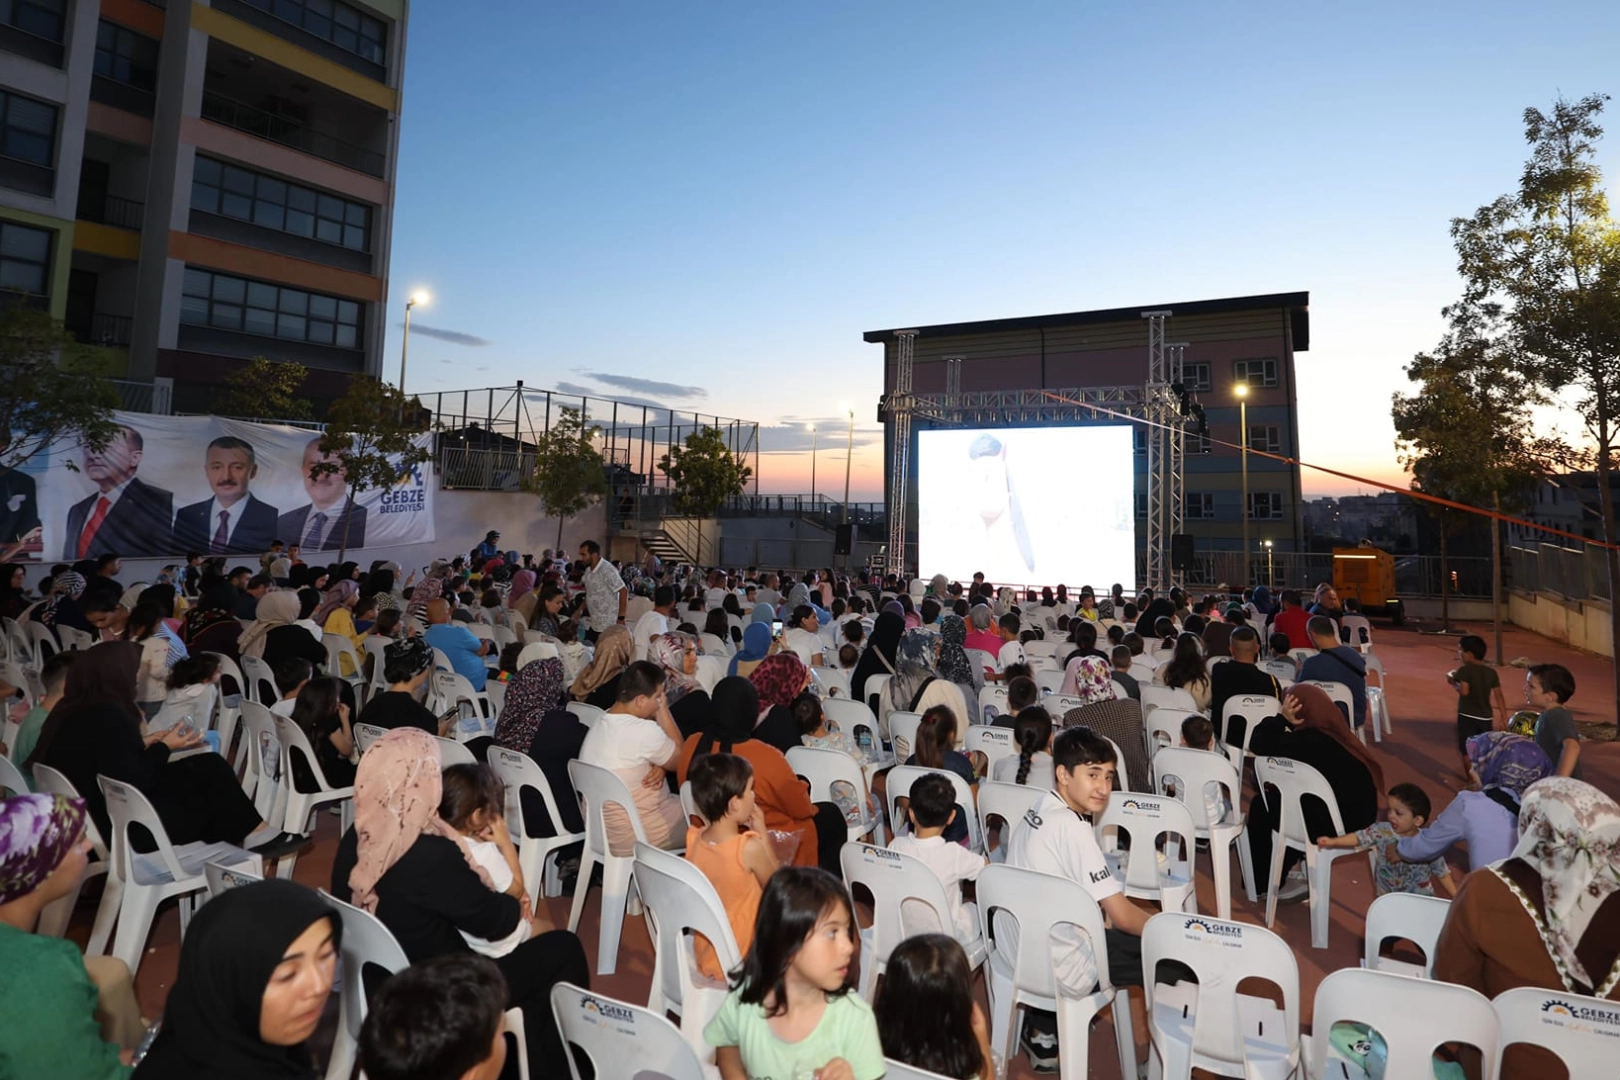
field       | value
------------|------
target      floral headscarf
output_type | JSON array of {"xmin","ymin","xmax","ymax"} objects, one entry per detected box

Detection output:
[
  {"xmin": 888, "ymin": 629, "xmax": 939, "ymax": 714},
  {"xmin": 648, "ymin": 631, "xmax": 702, "ymax": 705},
  {"xmin": 935, "ymin": 614, "xmax": 979, "ymax": 692},
  {"xmin": 750, "ymin": 653, "xmax": 807, "ymax": 715},
  {"xmin": 1509, "ymin": 778, "xmax": 1620, "ymax": 992},
  {"xmin": 347, "ymin": 728, "xmax": 494, "ymax": 914},
  {"xmin": 0, "ymin": 794, "xmax": 86, "ymax": 905},
  {"xmin": 1065, "ymin": 655, "xmax": 1117, "ymax": 706},
  {"xmin": 494, "ymin": 657, "xmax": 567, "ymax": 752},
  {"xmin": 1466, "ymin": 731, "xmax": 1553, "ymax": 797},
  {"xmin": 405, "ymin": 576, "xmax": 444, "ymax": 623}
]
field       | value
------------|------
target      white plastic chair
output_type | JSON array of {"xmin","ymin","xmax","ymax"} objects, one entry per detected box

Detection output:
[
  {"xmin": 566, "ymin": 759, "xmax": 653, "ymax": 976},
  {"xmin": 975, "ymin": 780, "xmax": 1046, "ymax": 861},
  {"xmin": 786, "ymin": 745, "xmax": 883, "ymax": 844},
  {"xmin": 1096, "ymin": 791, "xmax": 1198, "ymax": 913},
  {"xmin": 25, "ymin": 620, "xmax": 59, "ymax": 668},
  {"xmin": 488, "ymin": 746, "xmax": 586, "ymax": 898},
  {"xmin": 1141, "ymin": 910, "xmax": 1301, "ymax": 1080},
  {"xmin": 841, "ymin": 841, "xmax": 987, "ymax": 999},
  {"xmin": 566, "ymin": 700, "xmax": 605, "ymax": 729},
  {"xmin": 1301, "ymin": 679, "xmax": 1357, "ymax": 736},
  {"xmin": 1287, "ymin": 647, "xmax": 1316, "ymax": 667},
  {"xmin": 1140, "ymin": 684, "xmax": 1197, "ymax": 719},
  {"xmin": 822, "ymin": 696, "xmax": 880, "ymax": 746},
  {"xmin": 882, "ymin": 1059, "xmax": 955, "ymax": 1080},
  {"xmin": 1128, "ymin": 661, "xmax": 1157, "ymax": 684},
  {"xmin": 809, "ymin": 665, "xmax": 851, "ymax": 700},
  {"xmin": 1035, "ymin": 668, "xmax": 1066, "ymax": 696},
  {"xmin": 1340, "ymin": 615, "xmax": 1372, "ymax": 647},
  {"xmin": 322, "ymin": 633, "xmax": 366, "ymax": 695},
  {"xmin": 888, "ymin": 710, "xmax": 923, "ymax": 761},
  {"xmin": 236, "ymin": 699, "xmax": 283, "ymax": 824},
  {"xmin": 239, "ymin": 654, "xmax": 277, "ymax": 705},
  {"xmin": 1493, "ymin": 985, "xmax": 1614, "ymax": 1075},
  {"xmin": 0, "ymin": 659, "xmax": 35, "ymax": 712},
  {"xmin": 966, "ymin": 647, "xmax": 998, "ymax": 674},
  {"xmin": 0, "ymin": 752, "xmax": 26, "ymax": 794},
  {"xmin": 97, "ymin": 775, "xmax": 260, "ymax": 975},
  {"xmin": 203, "ymin": 858, "xmax": 263, "ymax": 898},
  {"xmin": 1362, "ymin": 891, "xmax": 1451, "ymax": 978},
  {"xmin": 202, "ymin": 652, "xmax": 247, "ymax": 763},
  {"xmin": 434, "ymin": 736, "xmax": 477, "ymax": 766},
  {"xmin": 976, "ymin": 863, "xmax": 1136, "ymax": 1080},
  {"xmin": 977, "ymin": 683, "xmax": 1010, "ymax": 725},
  {"xmin": 33, "ymin": 764, "xmax": 118, "ymax": 951},
  {"xmin": 864, "ymin": 672, "xmax": 890, "ymax": 713},
  {"xmin": 677, "ymin": 779, "xmax": 705, "ymax": 828},
  {"xmin": 1144, "ymin": 707, "xmax": 1196, "ymax": 760},
  {"xmin": 361, "ymin": 636, "xmax": 392, "ymax": 702},
  {"xmin": 432, "ymin": 671, "xmax": 493, "ymax": 740},
  {"xmin": 965, "ymin": 724, "xmax": 1017, "ymax": 775},
  {"xmin": 271, "ymin": 715, "xmax": 355, "ymax": 865},
  {"xmin": 1218, "ymin": 693, "xmax": 1280, "ymax": 771},
  {"xmin": 352, "ymin": 722, "xmax": 388, "ymax": 754},
  {"xmin": 1254, "ymin": 755, "xmax": 1371, "ymax": 949},
  {"xmin": 633, "ymin": 841, "xmax": 739, "ymax": 1061},
  {"xmin": 1307, "ymin": 968, "xmax": 1498, "ymax": 1080},
  {"xmin": 550, "ymin": 982, "xmax": 707, "ymax": 1080},
  {"xmin": 886, "ymin": 764, "xmax": 982, "ymax": 853},
  {"xmin": 1150, "ymin": 747, "xmax": 1256, "ymax": 921}
]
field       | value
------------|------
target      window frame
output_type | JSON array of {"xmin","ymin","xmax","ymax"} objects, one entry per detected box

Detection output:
[
  {"xmin": 92, "ymin": 19, "xmax": 159, "ymax": 92},
  {"xmin": 1181, "ymin": 361, "xmax": 1212, "ymax": 393},
  {"xmin": 190, "ymin": 155, "xmax": 371, "ymax": 253},
  {"xmin": 1184, "ymin": 492, "xmax": 1215, "ymax": 520},
  {"xmin": 1234, "ymin": 358, "xmax": 1279, "ymax": 389},
  {"xmin": 2, "ymin": 0, "xmax": 66, "ymax": 43},
  {"xmin": 0, "ymin": 219, "xmax": 52, "ymax": 298},
  {"xmin": 178, "ymin": 266, "xmax": 364, "ymax": 350},
  {"xmin": 1246, "ymin": 425, "xmax": 1282, "ymax": 454},
  {"xmin": 1247, "ymin": 491, "xmax": 1285, "ymax": 521},
  {"xmin": 238, "ymin": 0, "xmax": 387, "ymax": 66},
  {"xmin": 0, "ymin": 88, "xmax": 59, "ymax": 169}
]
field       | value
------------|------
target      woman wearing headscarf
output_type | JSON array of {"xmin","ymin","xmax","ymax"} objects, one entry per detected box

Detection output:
[
  {"xmin": 313, "ymin": 580, "xmax": 363, "ymax": 678},
  {"xmin": 0, "ymin": 562, "xmax": 28, "ymax": 620},
  {"xmin": 27, "ymin": 642, "xmax": 297, "ymax": 854},
  {"xmin": 38, "ymin": 570, "xmax": 94, "ymax": 634},
  {"xmin": 181, "ymin": 576, "xmax": 243, "ymax": 659},
  {"xmin": 647, "ymin": 631, "xmax": 712, "ymax": 737},
  {"xmin": 569, "ymin": 623, "xmax": 632, "ymax": 708},
  {"xmin": 749, "ymin": 652, "xmax": 811, "ymax": 754},
  {"xmin": 492, "ymin": 657, "xmax": 586, "ymax": 837},
  {"xmin": 329, "ymin": 729, "xmax": 589, "ymax": 1077},
  {"xmin": 1244, "ymin": 682, "xmax": 1382, "ymax": 901},
  {"xmin": 727, "ymin": 621, "xmax": 773, "ymax": 679},
  {"xmin": 1133, "ymin": 596, "xmax": 1177, "ymax": 640},
  {"xmin": 676, "ymin": 676, "xmax": 842, "ymax": 872},
  {"xmin": 507, "ymin": 567, "xmax": 536, "ymax": 610},
  {"xmin": 404, "ymin": 575, "xmax": 444, "ymax": 626},
  {"xmin": 0, "ymin": 793, "xmax": 142, "ymax": 1078},
  {"xmin": 133, "ymin": 880, "xmax": 337, "ymax": 1079},
  {"xmin": 1436, "ymin": 778, "xmax": 1620, "ymax": 1079},
  {"xmin": 1389, "ymin": 732, "xmax": 1552, "ymax": 874},
  {"xmin": 1058, "ymin": 656, "xmax": 1152, "ymax": 794},
  {"xmin": 239, "ymin": 591, "xmax": 316, "ymax": 667},
  {"xmin": 850, "ymin": 610, "xmax": 903, "ymax": 710},
  {"xmin": 935, "ymin": 613, "xmax": 983, "ymax": 701}
]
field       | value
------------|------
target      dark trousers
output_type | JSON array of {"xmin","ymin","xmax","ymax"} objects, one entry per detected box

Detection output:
[
  {"xmin": 496, "ymin": 929, "xmax": 590, "ymax": 1078},
  {"xmin": 1245, "ymin": 793, "xmax": 1336, "ymax": 886},
  {"xmin": 151, "ymin": 753, "xmax": 263, "ymax": 845},
  {"xmin": 813, "ymin": 801, "xmax": 848, "ymax": 876}
]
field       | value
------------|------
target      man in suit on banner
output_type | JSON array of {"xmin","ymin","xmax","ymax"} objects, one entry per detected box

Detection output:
[
  {"xmin": 171, "ymin": 436, "xmax": 280, "ymax": 556},
  {"xmin": 62, "ymin": 425, "xmax": 175, "ymax": 559},
  {"xmin": 277, "ymin": 436, "xmax": 367, "ymax": 553}
]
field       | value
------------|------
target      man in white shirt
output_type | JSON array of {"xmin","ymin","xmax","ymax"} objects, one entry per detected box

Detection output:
[
  {"xmin": 576, "ymin": 539, "xmax": 626, "ymax": 641},
  {"xmin": 702, "ymin": 569, "xmax": 730, "ymax": 610},
  {"xmin": 755, "ymin": 572, "xmax": 783, "ymax": 610},
  {"xmin": 632, "ymin": 585, "xmax": 677, "ymax": 661},
  {"xmin": 1003, "ymin": 726, "xmax": 1149, "ymax": 1071}
]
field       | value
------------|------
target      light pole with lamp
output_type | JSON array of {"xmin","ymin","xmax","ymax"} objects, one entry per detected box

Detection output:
[
  {"xmin": 399, "ymin": 289, "xmax": 430, "ymax": 393},
  {"xmin": 1263, "ymin": 538, "xmax": 1274, "ymax": 588},
  {"xmin": 808, "ymin": 423, "xmax": 818, "ymax": 510},
  {"xmin": 1235, "ymin": 382, "xmax": 1250, "ymax": 585}
]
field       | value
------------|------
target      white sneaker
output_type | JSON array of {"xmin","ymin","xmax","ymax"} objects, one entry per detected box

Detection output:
[{"xmin": 1276, "ymin": 877, "xmax": 1310, "ymax": 903}]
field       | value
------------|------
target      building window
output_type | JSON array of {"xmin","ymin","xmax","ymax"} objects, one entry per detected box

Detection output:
[
  {"xmin": 192, "ymin": 156, "xmax": 371, "ymax": 252},
  {"xmin": 1235, "ymin": 358, "xmax": 1278, "ymax": 388},
  {"xmin": 180, "ymin": 266, "xmax": 362, "ymax": 349},
  {"xmin": 1181, "ymin": 361, "xmax": 1211, "ymax": 392},
  {"xmin": 1248, "ymin": 491, "xmax": 1285, "ymax": 520},
  {"xmin": 0, "ymin": 89, "xmax": 57, "ymax": 168},
  {"xmin": 0, "ymin": 220, "xmax": 52, "ymax": 298},
  {"xmin": 1246, "ymin": 425, "xmax": 1282, "ymax": 454},
  {"xmin": 93, "ymin": 20, "xmax": 159, "ymax": 91},
  {"xmin": 239, "ymin": 0, "xmax": 387, "ymax": 65},
  {"xmin": 1184, "ymin": 492, "xmax": 1214, "ymax": 519},
  {"xmin": 2, "ymin": 0, "xmax": 65, "ymax": 42}
]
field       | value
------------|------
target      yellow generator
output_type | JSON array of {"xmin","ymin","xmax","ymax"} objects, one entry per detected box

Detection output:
[{"xmin": 1333, "ymin": 546, "xmax": 1405, "ymax": 625}]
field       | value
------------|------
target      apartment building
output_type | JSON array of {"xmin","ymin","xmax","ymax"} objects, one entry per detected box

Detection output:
[{"xmin": 0, "ymin": 0, "xmax": 407, "ymax": 413}]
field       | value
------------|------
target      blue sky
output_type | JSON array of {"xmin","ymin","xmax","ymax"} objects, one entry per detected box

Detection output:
[{"xmin": 382, "ymin": 0, "xmax": 1620, "ymax": 500}]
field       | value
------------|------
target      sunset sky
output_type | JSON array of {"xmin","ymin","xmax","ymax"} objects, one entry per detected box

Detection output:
[{"xmin": 381, "ymin": 0, "xmax": 1619, "ymax": 502}]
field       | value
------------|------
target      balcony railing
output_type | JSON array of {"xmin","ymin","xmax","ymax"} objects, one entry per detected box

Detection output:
[
  {"xmin": 108, "ymin": 378, "xmax": 172, "ymax": 414},
  {"xmin": 200, "ymin": 91, "xmax": 385, "ymax": 178},
  {"xmin": 79, "ymin": 192, "xmax": 145, "ymax": 230},
  {"xmin": 87, "ymin": 313, "xmax": 133, "ymax": 346}
]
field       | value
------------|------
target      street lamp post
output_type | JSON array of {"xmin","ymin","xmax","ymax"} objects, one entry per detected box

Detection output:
[
  {"xmin": 1236, "ymin": 382, "xmax": 1250, "ymax": 585},
  {"xmin": 399, "ymin": 289, "xmax": 430, "ymax": 393},
  {"xmin": 1264, "ymin": 538, "xmax": 1274, "ymax": 588},
  {"xmin": 809, "ymin": 423, "xmax": 818, "ymax": 509}
]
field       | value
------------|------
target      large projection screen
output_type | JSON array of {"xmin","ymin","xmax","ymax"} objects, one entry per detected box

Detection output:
[{"xmin": 916, "ymin": 426, "xmax": 1136, "ymax": 587}]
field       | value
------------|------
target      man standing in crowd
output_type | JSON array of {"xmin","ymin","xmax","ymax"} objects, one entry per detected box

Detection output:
[
  {"xmin": 279, "ymin": 436, "xmax": 368, "ymax": 553},
  {"xmin": 172, "ymin": 436, "xmax": 280, "ymax": 555},
  {"xmin": 576, "ymin": 539, "xmax": 625, "ymax": 642},
  {"xmin": 62, "ymin": 424, "xmax": 174, "ymax": 559}
]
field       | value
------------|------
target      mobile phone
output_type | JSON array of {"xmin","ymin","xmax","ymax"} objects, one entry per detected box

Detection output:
[
  {"xmin": 439, "ymin": 707, "xmax": 460, "ymax": 724},
  {"xmin": 771, "ymin": 620, "xmax": 783, "ymax": 636}
]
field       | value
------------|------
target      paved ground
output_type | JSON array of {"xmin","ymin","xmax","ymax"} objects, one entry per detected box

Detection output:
[{"xmin": 77, "ymin": 619, "xmax": 1616, "ymax": 1079}]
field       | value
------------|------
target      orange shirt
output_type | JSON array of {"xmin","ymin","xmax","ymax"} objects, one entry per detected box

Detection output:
[
  {"xmin": 685, "ymin": 825, "xmax": 763, "ymax": 980},
  {"xmin": 677, "ymin": 735, "xmax": 818, "ymax": 867}
]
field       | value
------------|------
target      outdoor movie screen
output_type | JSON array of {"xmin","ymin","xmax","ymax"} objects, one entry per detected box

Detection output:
[{"xmin": 916, "ymin": 425, "xmax": 1136, "ymax": 588}]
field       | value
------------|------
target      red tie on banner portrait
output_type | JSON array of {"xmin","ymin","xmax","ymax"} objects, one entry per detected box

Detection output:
[{"xmin": 77, "ymin": 496, "xmax": 111, "ymax": 559}]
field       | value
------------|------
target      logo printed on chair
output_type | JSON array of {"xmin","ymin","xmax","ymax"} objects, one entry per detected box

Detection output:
[
  {"xmin": 862, "ymin": 844, "xmax": 904, "ymax": 864},
  {"xmin": 1183, "ymin": 917, "xmax": 1243, "ymax": 940},
  {"xmin": 579, "ymin": 994, "xmax": 636, "ymax": 1023},
  {"xmin": 1541, "ymin": 998, "xmax": 1620, "ymax": 1026},
  {"xmin": 1119, "ymin": 798, "xmax": 1162, "ymax": 814}
]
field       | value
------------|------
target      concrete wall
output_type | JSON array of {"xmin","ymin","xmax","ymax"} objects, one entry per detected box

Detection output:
[{"xmin": 1507, "ymin": 590, "xmax": 1615, "ymax": 659}]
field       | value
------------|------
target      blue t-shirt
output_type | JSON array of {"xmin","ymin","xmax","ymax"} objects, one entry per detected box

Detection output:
[
  {"xmin": 423, "ymin": 623, "xmax": 488, "ymax": 690},
  {"xmin": 1298, "ymin": 647, "xmax": 1366, "ymax": 727}
]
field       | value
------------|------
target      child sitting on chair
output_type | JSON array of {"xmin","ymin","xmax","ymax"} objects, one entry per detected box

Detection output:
[
  {"xmin": 437, "ymin": 763, "xmax": 532, "ymax": 957},
  {"xmin": 887, "ymin": 772, "xmax": 987, "ymax": 948},
  {"xmin": 685, "ymin": 752, "xmax": 778, "ymax": 980},
  {"xmin": 1317, "ymin": 782, "xmax": 1455, "ymax": 897},
  {"xmin": 1176, "ymin": 715, "xmax": 1233, "ymax": 825}
]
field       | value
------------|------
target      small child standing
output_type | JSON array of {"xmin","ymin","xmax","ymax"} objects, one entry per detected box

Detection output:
[
  {"xmin": 1526, "ymin": 663, "xmax": 1582, "ymax": 780},
  {"xmin": 1317, "ymin": 783, "xmax": 1455, "ymax": 897},
  {"xmin": 437, "ymin": 764, "xmax": 531, "ymax": 958},
  {"xmin": 686, "ymin": 752, "xmax": 778, "ymax": 981},
  {"xmin": 887, "ymin": 773, "xmax": 987, "ymax": 947},
  {"xmin": 704, "ymin": 867, "xmax": 885, "ymax": 1080},
  {"xmin": 1447, "ymin": 635, "xmax": 1504, "ymax": 770}
]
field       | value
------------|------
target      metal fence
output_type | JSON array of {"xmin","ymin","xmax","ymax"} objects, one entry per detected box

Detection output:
[
  {"xmin": 1509, "ymin": 543, "xmax": 1612, "ymax": 603},
  {"xmin": 109, "ymin": 378, "xmax": 172, "ymax": 415}
]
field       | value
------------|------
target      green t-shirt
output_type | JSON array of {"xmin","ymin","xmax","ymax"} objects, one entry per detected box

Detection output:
[
  {"xmin": 1454, "ymin": 661, "xmax": 1498, "ymax": 721},
  {"xmin": 704, "ymin": 988, "xmax": 885, "ymax": 1080},
  {"xmin": 0, "ymin": 924, "xmax": 132, "ymax": 1080},
  {"xmin": 10, "ymin": 705, "xmax": 49, "ymax": 788}
]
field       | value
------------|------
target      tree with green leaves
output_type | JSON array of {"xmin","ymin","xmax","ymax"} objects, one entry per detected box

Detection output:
[
  {"xmin": 0, "ymin": 306, "xmax": 121, "ymax": 472},
  {"xmin": 214, "ymin": 357, "xmax": 312, "ymax": 421},
  {"xmin": 659, "ymin": 426, "xmax": 752, "ymax": 519},
  {"xmin": 1450, "ymin": 92, "xmax": 1620, "ymax": 706},
  {"xmin": 524, "ymin": 407, "xmax": 608, "ymax": 550},
  {"xmin": 312, "ymin": 376, "xmax": 431, "ymax": 560}
]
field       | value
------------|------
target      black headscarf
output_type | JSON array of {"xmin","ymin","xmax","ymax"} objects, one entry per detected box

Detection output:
[
  {"xmin": 0, "ymin": 562, "xmax": 26, "ymax": 620},
  {"xmin": 1134, "ymin": 598, "xmax": 1176, "ymax": 639},
  {"xmin": 851, "ymin": 611, "xmax": 904, "ymax": 705},
  {"xmin": 690, "ymin": 676, "xmax": 760, "ymax": 760},
  {"xmin": 26, "ymin": 641, "xmax": 142, "ymax": 770},
  {"xmin": 135, "ymin": 879, "xmax": 340, "ymax": 1079}
]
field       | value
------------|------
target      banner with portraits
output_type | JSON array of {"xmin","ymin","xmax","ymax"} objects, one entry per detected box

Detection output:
[{"xmin": 2, "ymin": 412, "xmax": 435, "ymax": 562}]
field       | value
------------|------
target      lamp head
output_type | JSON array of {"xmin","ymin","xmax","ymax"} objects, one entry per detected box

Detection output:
[
  {"xmin": 1234, "ymin": 382, "xmax": 1249, "ymax": 399},
  {"xmin": 408, "ymin": 290, "xmax": 431, "ymax": 308}
]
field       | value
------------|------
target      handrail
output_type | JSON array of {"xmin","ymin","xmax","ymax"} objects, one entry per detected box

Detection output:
[{"xmin": 200, "ymin": 90, "xmax": 384, "ymax": 178}]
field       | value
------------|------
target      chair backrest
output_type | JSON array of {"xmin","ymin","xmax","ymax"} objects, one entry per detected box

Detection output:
[
  {"xmin": 566, "ymin": 701, "xmax": 605, "ymax": 729},
  {"xmin": 1287, "ymin": 647, "xmax": 1316, "ymax": 665},
  {"xmin": 430, "ymin": 647, "xmax": 454, "ymax": 673},
  {"xmin": 1340, "ymin": 615, "xmax": 1373, "ymax": 646},
  {"xmin": 1141, "ymin": 911, "xmax": 1300, "ymax": 1069},
  {"xmin": 633, "ymin": 841, "xmax": 741, "ymax": 1013},
  {"xmin": 352, "ymin": 723, "xmax": 388, "ymax": 754},
  {"xmin": 1033, "ymin": 668, "xmax": 1066, "ymax": 696},
  {"xmin": 1258, "ymin": 658, "xmax": 1295, "ymax": 682},
  {"xmin": 977, "ymin": 863, "xmax": 1114, "ymax": 1000},
  {"xmin": 963, "ymin": 724, "xmax": 1017, "ymax": 772},
  {"xmin": 1140, "ymin": 684, "xmax": 1197, "ymax": 716},
  {"xmin": 0, "ymin": 659, "xmax": 35, "ymax": 711},
  {"xmin": 786, "ymin": 745, "xmax": 873, "ymax": 817},
  {"xmin": 467, "ymin": 623, "xmax": 498, "ymax": 644},
  {"xmin": 236, "ymin": 698, "xmax": 283, "ymax": 820},
  {"xmin": 1144, "ymin": 707, "xmax": 1197, "ymax": 759},
  {"xmin": 272, "ymin": 714, "xmax": 342, "ymax": 795},
  {"xmin": 0, "ymin": 752, "xmax": 27, "ymax": 796},
  {"xmin": 1363, "ymin": 892, "xmax": 1452, "ymax": 977},
  {"xmin": 32, "ymin": 764, "xmax": 108, "ymax": 858},
  {"xmin": 1219, "ymin": 693, "xmax": 1281, "ymax": 768},
  {"xmin": 1128, "ymin": 661, "xmax": 1157, "ymax": 685},
  {"xmin": 361, "ymin": 636, "xmax": 393, "ymax": 697},
  {"xmin": 840, "ymin": 841, "xmax": 964, "ymax": 961},
  {"xmin": 1302, "ymin": 679, "xmax": 1354, "ymax": 723},
  {"xmin": 975, "ymin": 780, "xmax": 1046, "ymax": 845},
  {"xmin": 976, "ymin": 683, "xmax": 1009, "ymax": 725},
  {"xmin": 98, "ymin": 775, "xmax": 188, "ymax": 885},
  {"xmin": 864, "ymin": 673, "xmax": 890, "ymax": 712},
  {"xmin": 886, "ymin": 765, "xmax": 982, "ymax": 852},
  {"xmin": 820, "ymin": 695, "xmax": 877, "ymax": 743},
  {"xmin": 965, "ymin": 647, "xmax": 997, "ymax": 675},
  {"xmin": 1096, "ymin": 791, "xmax": 1198, "ymax": 895},
  {"xmin": 238, "ymin": 654, "xmax": 277, "ymax": 704},
  {"xmin": 323, "ymin": 633, "xmax": 364, "ymax": 679},
  {"xmin": 549, "ymin": 982, "xmax": 708, "ymax": 1080},
  {"xmin": 1493, "ymin": 985, "xmax": 1617, "ymax": 1073},
  {"xmin": 1253, "ymin": 756, "xmax": 1347, "ymax": 844},
  {"xmin": 205, "ymin": 859, "xmax": 263, "ymax": 898},
  {"xmin": 488, "ymin": 746, "xmax": 574, "ymax": 838},
  {"xmin": 881, "ymin": 1059, "xmax": 955, "ymax": 1080},
  {"xmin": 1310, "ymin": 967, "xmax": 1498, "ymax": 1078},
  {"xmin": 1047, "ymin": 693, "xmax": 1086, "ymax": 716},
  {"xmin": 809, "ymin": 665, "xmax": 851, "ymax": 700},
  {"xmin": 1150, "ymin": 747, "xmax": 1242, "ymax": 831},
  {"xmin": 432, "ymin": 671, "xmax": 489, "ymax": 736},
  {"xmin": 434, "ymin": 736, "xmax": 477, "ymax": 766},
  {"xmin": 25, "ymin": 621, "xmax": 58, "ymax": 666},
  {"xmin": 678, "ymin": 780, "xmax": 705, "ymax": 827},
  {"xmin": 888, "ymin": 710, "xmax": 923, "ymax": 760},
  {"xmin": 568, "ymin": 759, "xmax": 648, "ymax": 858},
  {"xmin": 322, "ymin": 889, "xmax": 410, "ymax": 1047},
  {"xmin": 520, "ymin": 634, "xmax": 559, "ymax": 654}
]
